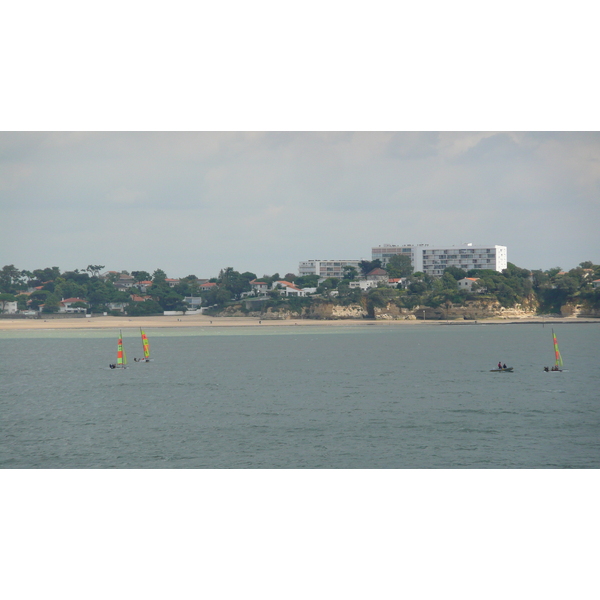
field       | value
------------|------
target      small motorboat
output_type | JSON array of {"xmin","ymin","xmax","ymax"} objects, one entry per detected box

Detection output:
[{"xmin": 490, "ymin": 367, "xmax": 514, "ymax": 372}]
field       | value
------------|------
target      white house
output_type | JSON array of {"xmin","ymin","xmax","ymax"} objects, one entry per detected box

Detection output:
[
  {"xmin": 107, "ymin": 302, "xmax": 128, "ymax": 313},
  {"xmin": 592, "ymin": 279, "xmax": 600, "ymax": 289},
  {"xmin": 137, "ymin": 280, "xmax": 153, "ymax": 292},
  {"xmin": 250, "ymin": 280, "xmax": 270, "ymax": 294},
  {"xmin": 457, "ymin": 277, "xmax": 483, "ymax": 292},
  {"xmin": 0, "ymin": 300, "xmax": 18, "ymax": 314},
  {"xmin": 272, "ymin": 281, "xmax": 306, "ymax": 297},
  {"xmin": 387, "ymin": 278, "xmax": 407, "ymax": 288},
  {"xmin": 349, "ymin": 280, "xmax": 379, "ymax": 291},
  {"xmin": 59, "ymin": 298, "xmax": 88, "ymax": 313},
  {"xmin": 184, "ymin": 296, "xmax": 203, "ymax": 309}
]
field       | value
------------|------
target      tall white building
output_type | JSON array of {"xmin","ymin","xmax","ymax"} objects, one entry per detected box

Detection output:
[
  {"xmin": 299, "ymin": 259, "xmax": 362, "ymax": 279},
  {"xmin": 372, "ymin": 243, "xmax": 508, "ymax": 277}
]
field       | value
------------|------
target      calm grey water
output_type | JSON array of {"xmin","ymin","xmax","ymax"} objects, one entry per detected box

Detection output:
[{"xmin": 1, "ymin": 323, "xmax": 599, "ymax": 468}]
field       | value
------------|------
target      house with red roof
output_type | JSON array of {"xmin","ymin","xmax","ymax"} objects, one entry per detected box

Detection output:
[
  {"xmin": 138, "ymin": 280, "xmax": 153, "ymax": 292},
  {"xmin": 457, "ymin": 277, "xmax": 484, "ymax": 292},
  {"xmin": 272, "ymin": 281, "xmax": 306, "ymax": 297},
  {"xmin": 366, "ymin": 268, "xmax": 388, "ymax": 282}
]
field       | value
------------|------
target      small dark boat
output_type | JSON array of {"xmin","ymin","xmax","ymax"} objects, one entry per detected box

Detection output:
[{"xmin": 490, "ymin": 367, "xmax": 514, "ymax": 372}]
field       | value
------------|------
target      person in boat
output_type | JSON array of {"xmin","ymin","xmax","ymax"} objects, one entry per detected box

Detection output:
[
  {"xmin": 544, "ymin": 366, "xmax": 549, "ymax": 372},
  {"xmin": 109, "ymin": 363, "xmax": 115, "ymax": 369},
  {"xmin": 503, "ymin": 363, "xmax": 507, "ymax": 369},
  {"xmin": 498, "ymin": 361, "xmax": 502, "ymax": 369}
]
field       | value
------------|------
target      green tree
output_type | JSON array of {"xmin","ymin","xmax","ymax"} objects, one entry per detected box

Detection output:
[
  {"xmin": 0, "ymin": 265, "xmax": 20, "ymax": 293},
  {"xmin": 359, "ymin": 259, "xmax": 382, "ymax": 276},
  {"xmin": 152, "ymin": 269, "xmax": 167, "ymax": 284},
  {"xmin": 217, "ymin": 268, "xmax": 257, "ymax": 298},
  {"xmin": 131, "ymin": 270, "xmax": 151, "ymax": 282},
  {"xmin": 28, "ymin": 290, "xmax": 50, "ymax": 310},
  {"xmin": 127, "ymin": 299, "xmax": 163, "ymax": 316},
  {"xmin": 294, "ymin": 274, "xmax": 319, "ymax": 288},
  {"xmin": 86, "ymin": 265, "xmax": 105, "ymax": 277},
  {"xmin": 15, "ymin": 294, "xmax": 29, "ymax": 311},
  {"xmin": 316, "ymin": 278, "xmax": 340, "ymax": 296},
  {"xmin": 42, "ymin": 294, "xmax": 61, "ymax": 313},
  {"xmin": 444, "ymin": 266, "xmax": 467, "ymax": 281},
  {"xmin": 387, "ymin": 255, "xmax": 413, "ymax": 278},
  {"xmin": 0, "ymin": 292, "xmax": 16, "ymax": 312},
  {"xmin": 342, "ymin": 266, "xmax": 358, "ymax": 281}
]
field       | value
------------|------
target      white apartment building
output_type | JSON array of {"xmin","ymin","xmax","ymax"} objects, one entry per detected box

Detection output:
[
  {"xmin": 372, "ymin": 243, "xmax": 508, "ymax": 277},
  {"xmin": 299, "ymin": 259, "xmax": 362, "ymax": 279}
]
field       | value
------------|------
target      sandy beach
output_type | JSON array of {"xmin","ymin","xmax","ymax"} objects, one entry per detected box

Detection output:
[{"xmin": 0, "ymin": 313, "xmax": 597, "ymax": 331}]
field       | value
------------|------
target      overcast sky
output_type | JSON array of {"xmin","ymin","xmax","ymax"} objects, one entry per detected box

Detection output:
[{"xmin": 1, "ymin": 131, "xmax": 599, "ymax": 278}]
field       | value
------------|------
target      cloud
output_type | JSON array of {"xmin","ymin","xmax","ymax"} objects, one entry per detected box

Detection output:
[{"xmin": 1, "ymin": 132, "xmax": 599, "ymax": 277}]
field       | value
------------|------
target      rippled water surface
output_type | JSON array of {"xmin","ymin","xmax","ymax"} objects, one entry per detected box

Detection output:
[{"xmin": 2, "ymin": 323, "xmax": 599, "ymax": 468}]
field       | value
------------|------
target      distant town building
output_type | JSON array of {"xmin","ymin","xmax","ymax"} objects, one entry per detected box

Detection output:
[
  {"xmin": 299, "ymin": 259, "xmax": 362, "ymax": 279},
  {"xmin": 372, "ymin": 243, "xmax": 508, "ymax": 277}
]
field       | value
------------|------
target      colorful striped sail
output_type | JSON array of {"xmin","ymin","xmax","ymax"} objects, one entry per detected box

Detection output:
[
  {"xmin": 141, "ymin": 328, "xmax": 150, "ymax": 359},
  {"xmin": 552, "ymin": 329, "xmax": 563, "ymax": 367},
  {"xmin": 117, "ymin": 330, "xmax": 127, "ymax": 367}
]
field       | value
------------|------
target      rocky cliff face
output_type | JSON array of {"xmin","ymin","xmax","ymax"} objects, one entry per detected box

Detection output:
[
  {"xmin": 212, "ymin": 295, "xmax": 598, "ymax": 320},
  {"xmin": 560, "ymin": 303, "xmax": 600, "ymax": 318},
  {"xmin": 373, "ymin": 297, "xmax": 541, "ymax": 320}
]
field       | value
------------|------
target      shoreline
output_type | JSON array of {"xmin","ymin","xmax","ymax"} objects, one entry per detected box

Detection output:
[{"xmin": 0, "ymin": 313, "xmax": 598, "ymax": 331}]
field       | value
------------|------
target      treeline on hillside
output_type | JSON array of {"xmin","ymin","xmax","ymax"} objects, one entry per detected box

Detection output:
[
  {"xmin": 1, "ymin": 261, "xmax": 599, "ymax": 316},
  {"xmin": 0, "ymin": 265, "xmax": 201, "ymax": 315},
  {"xmin": 358, "ymin": 262, "xmax": 600, "ymax": 315}
]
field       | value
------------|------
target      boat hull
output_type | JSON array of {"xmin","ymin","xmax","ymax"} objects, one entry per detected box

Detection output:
[{"xmin": 490, "ymin": 368, "xmax": 514, "ymax": 372}]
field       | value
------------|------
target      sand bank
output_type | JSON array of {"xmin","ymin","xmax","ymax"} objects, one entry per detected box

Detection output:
[{"xmin": 0, "ymin": 313, "xmax": 597, "ymax": 331}]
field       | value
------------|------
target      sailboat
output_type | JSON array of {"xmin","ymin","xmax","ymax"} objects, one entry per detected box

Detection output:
[
  {"xmin": 134, "ymin": 328, "xmax": 152, "ymax": 362},
  {"xmin": 109, "ymin": 330, "xmax": 128, "ymax": 369},
  {"xmin": 544, "ymin": 329, "xmax": 564, "ymax": 372}
]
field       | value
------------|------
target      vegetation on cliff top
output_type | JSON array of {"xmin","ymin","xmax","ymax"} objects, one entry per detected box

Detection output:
[{"xmin": 1, "ymin": 261, "xmax": 599, "ymax": 316}]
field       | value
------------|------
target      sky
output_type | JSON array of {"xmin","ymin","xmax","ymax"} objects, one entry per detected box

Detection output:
[{"xmin": 1, "ymin": 131, "xmax": 599, "ymax": 278}]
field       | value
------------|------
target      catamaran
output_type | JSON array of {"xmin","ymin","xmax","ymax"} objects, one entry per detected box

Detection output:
[
  {"xmin": 134, "ymin": 328, "xmax": 152, "ymax": 362},
  {"xmin": 109, "ymin": 330, "xmax": 128, "ymax": 369},
  {"xmin": 544, "ymin": 329, "xmax": 564, "ymax": 372}
]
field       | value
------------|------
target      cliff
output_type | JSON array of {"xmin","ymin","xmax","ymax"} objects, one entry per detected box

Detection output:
[{"xmin": 210, "ymin": 294, "xmax": 600, "ymax": 321}]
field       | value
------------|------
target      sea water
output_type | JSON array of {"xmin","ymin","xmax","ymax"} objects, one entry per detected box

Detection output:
[{"xmin": 1, "ymin": 323, "xmax": 599, "ymax": 468}]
